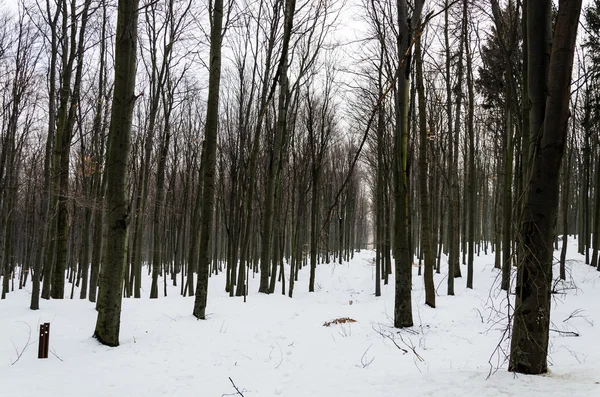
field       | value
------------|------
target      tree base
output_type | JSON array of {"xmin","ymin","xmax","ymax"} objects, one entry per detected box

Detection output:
[{"xmin": 93, "ymin": 331, "xmax": 119, "ymax": 347}]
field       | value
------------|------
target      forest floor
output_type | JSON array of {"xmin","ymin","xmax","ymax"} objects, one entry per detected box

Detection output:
[{"xmin": 1, "ymin": 238, "xmax": 600, "ymax": 396}]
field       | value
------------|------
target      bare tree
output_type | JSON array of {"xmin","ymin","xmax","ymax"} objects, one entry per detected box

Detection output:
[
  {"xmin": 94, "ymin": 0, "xmax": 140, "ymax": 347},
  {"xmin": 509, "ymin": 0, "xmax": 582, "ymax": 375}
]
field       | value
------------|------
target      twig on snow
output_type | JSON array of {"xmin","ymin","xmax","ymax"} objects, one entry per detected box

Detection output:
[
  {"xmin": 11, "ymin": 322, "xmax": 34, "ymax": 365},
  {"xmin": 474, "ymin": 308, "xmax": 484, "ymax": 324},
  {"xmin": 227, "ymin": 377, "xmax": 245, "ymax": 397},
  {"xmin": 549, "ymin": 329, "xmax": 579, "ymax": 337},
  {"xmin": 487, "ymin": 321, "xmax": 511, "ymax": 379},
  {"xmin": 372, "ymin": 324, "xmax": 424, "ymax": 372},
  {"xmin": 396, "ymin": 332, "xmax": 424, "ymax": 362},
  {"xmin": 562, "ymin": 309, "xmax": 586, "ymax": 323},
  {"xmin": 372, "ymin": 325, "xmax": 408, "ymax": 354},
  {"xmin": 269, "ymin": 339, "xmax": 283, "ymax": 369},
  {"xmin": 50, "ymin": 348, "xmax": 64, "ymax": 362},
  {"xmin": 358, "ymin": 344, "xmax": 375, "ymax": 368}
]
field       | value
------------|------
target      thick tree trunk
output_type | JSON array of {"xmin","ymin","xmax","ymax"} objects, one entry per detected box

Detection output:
[
  {"xmin": 527, "ymin": 1, "xmax": 551, "ymax": 161},
  {"xmin": 393, "ymin": 0, "xmax": 422, "ymax": 328},
  {"xmin": 521, "ymin": 0, "xmax": 530, "ymax": 202},
  {"xmin": 93, "ymin": 0, "xmax": 139, "ymax": 346},
  {"xmin": 509, "ymin": 0, "xmax": 582, "ymax": 374}
]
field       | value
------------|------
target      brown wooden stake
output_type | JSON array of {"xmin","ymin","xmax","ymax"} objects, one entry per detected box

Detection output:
[{"xmin": 38, "ymin": 323, "xmax": 50, "ymax": 359}]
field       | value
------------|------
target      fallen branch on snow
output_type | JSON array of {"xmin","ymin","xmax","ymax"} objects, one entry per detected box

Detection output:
[
  {"xmin": 372, "ymin": 325, "xmax": 408, "ymax": 354},
  {"xmin": 222, "ymin": 377, "xmax": 246, "ymax": 397},
  {"xmin": 549, "ymin": 329, "xmax": 579, "ymax": 337},
  {"xmin": 11, "ymin": 322, "xmax": 35, "ymax": 365},
  {"xmin": 358, "ymin": 344, "xmax": 375, "ymax": 368}
]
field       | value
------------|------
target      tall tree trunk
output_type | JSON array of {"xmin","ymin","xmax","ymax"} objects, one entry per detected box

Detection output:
[
  {"xmin": 93, "ymin": 0, "xmax": 139, "ymax": 346},
  {"xmin": 465, "ymin": 0, "xmax": 475, "ymax": 290},
  {"xmin": 260, "ymin": 0, "xmax": 295, "ymax": 294},
  {"xmin": 88, "ymin": 2, "xmax": 108, "ymax": 303},
  {"xmin": 89, "ymin": 171, "xmax": 107, "ymax": 303},
  {"xmin": 32, "ymin": 1, "xmax": 61, "ymax": 308},
  {"xmin": 560, "ymin": 136, "xmax": 572, "ymax": 280},
  {"xmin": 53, "ymin": 0, "xmax": 92, "ymax": 299},
  {"xmin": 415, "ymin": 32, "xmax": 434, "ymax": 307},
  {"xmin": 193, "ymin": 0, "xmax": 224, "ymax": 319},
  {"xmin": 186, "ymin": 149, "xmax": 204, "ymax": 298},
  {"xmin": 502, "ymin": 100, "xmax": 513, "ymax": 291},
  {"xmin": 150, "ymin": 122, "xmax": 172, "ymax": 298},
  {"xmin": 583, "ymin": 142, "xmax": 600, "ymax": 268},
  {"xmin": 375, "ymin": 40, "xmax": 385, "ymax": 298},
  {"xmin": 526, "ymin": 0, "xmax": 551, "ymax": 164},
  {"xmin": 444, "ymin": 1, "xmax": 455, "ymax": 295},
  {"xmin": 452, "ymin": 0, "xmax": 464, "ymax": 280},
  {"xmin": 309, "ymin": 165, "xmax": 319, "ymax": 292},
  {"xmin": 521, "ymin": 0, "xmax": 530, "ymax": 202},
  {"xmin": 393, "ymin": 0, "xmax": 422, "ymax": 328},
  {"xmin": 509, "ymin": 0, "xmax": 582, "ymax": 374},
  {"xmin": 79, "ymin": 207, "xmax": 92, "ymax": 299}
]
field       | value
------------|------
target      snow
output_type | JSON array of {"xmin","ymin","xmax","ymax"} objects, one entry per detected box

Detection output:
[{"xmin": 1, "ymin": 238, "xmax": 599, "ymax": 396}]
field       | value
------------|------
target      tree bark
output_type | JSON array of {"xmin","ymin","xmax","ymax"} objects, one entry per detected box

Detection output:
[
  {"xmin": 560, "ymin": 135, "xmax": 573, "ymax": 280},
  {"xmin": 415, "ymin": 31, "xmax": 434, "ymax": 307},
  {"xmin": 444, "ymin": 1, "xmax": 455, "ymax": 295},
  {"xmin": 502, "ymin": 100, "xmax": 513, "ymax": 291},
  {"xmin": 93, "ymin": 0, "xmax": 139, "ymax": 346},
  {"xmin": 32, "ymin": 0, "xmax": 61, "ymax": 308},
  {"xmin": 193, "ymin": 0, "xmax": 224, "ymax": 319},
  {"xmin": 393, "ymin": 0, "xmax": 422, "ymax": 328},
  {"xmin": 509, "ymin": 0, "xmax": 582, "ymax": 374}
]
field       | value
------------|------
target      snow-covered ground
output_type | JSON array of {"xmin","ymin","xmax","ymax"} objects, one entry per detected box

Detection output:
[{"xmin": 1, "ymin": 238, "xmax": 599, "ymax": 396}]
